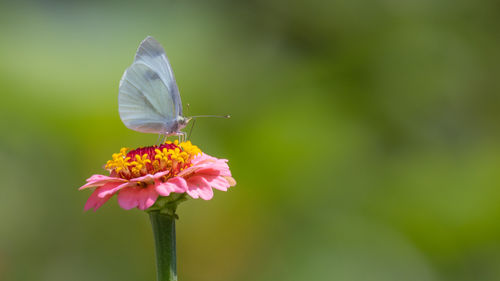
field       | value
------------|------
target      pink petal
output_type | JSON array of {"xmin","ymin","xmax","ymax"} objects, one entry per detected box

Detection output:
[
  {"xmin": 177, "ymin": 163, "xmax": 211, "ymax": 177},
  {"xmin": 191, "ymin": 153, "xmax": 213, "ymax": 164},
  {"xmin": 84, "ymin": 184, "xmax": 115, "ymax": 211},
  {"xmin": 117, "ymin": 185, "xmax": 159, "ymax": 210},
  {"xmin": 186, "ymin": 176, "xmax": 214, "ymax": 200},
  {"xmin": 190, "ymin": 168, "xmax": 234, "ymax": 190},
  {"xmin": 97, "ymin": 182, "xmax": 133, "ymax": 198},
  {"xmin": 177, "ymin": 157, "xmax": 227, "ymax": 178},
  {"xmin": 156, "ymin": 177, "xmax": 187, "ymax": 196},
  {"xmin": 194, "ymin": 167, "xmax": 221, "ymax": 177},
  {"xmin": 137, "ymin": 186, "xmax": 159, "ymax": 210},
  {"xmin": 79, "ymin": 174, "xmax": 126, "ymax": 190},
  {"xmin": 87, "ymin": 174, "xmax": 115, "ymax": 183},
  {"xmin": 208, "ymin": 176, "xmax": 231, "ymax": 191},
  {"xmin": 151, "ymin": 170, "xmax": 171, "ymax": 179},
  {"xmin": 129, "ymin": 174, "xmax": 155, "ymax": 184},
  {"xmin": 211, "ymin": 161, "xmax": 231, "ymax": 177},
  {"xmin": 116, "ymin": 188, "xmax": 137, "ymax": 210},
  {"xmin": 127, "ymin": 171, "xmax": 169, "ymax": 185}
]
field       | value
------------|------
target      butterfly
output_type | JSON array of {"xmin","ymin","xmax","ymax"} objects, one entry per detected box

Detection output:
[{"xmin": 118, "ymin": 36, "xmax": 192, "ymax": 140}]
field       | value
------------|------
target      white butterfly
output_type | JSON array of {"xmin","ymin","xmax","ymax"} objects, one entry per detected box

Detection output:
[{"xmin": 118, "ymin": 36, "xmax": 191, "ymax": 139}]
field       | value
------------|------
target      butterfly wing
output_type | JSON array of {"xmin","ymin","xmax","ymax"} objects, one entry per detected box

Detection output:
[{"xmin": 118, "ymin": 36, "xmax": 183, "ymax": 134}]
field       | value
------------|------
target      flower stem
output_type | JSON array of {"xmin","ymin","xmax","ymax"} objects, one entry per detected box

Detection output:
[{"xmin": 150, "ymin": 212, "xmax": 177, "ymax": 281}]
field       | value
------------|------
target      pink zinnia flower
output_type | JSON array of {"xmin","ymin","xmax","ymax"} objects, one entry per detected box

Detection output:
[{"xmin": 79, "ymin": 141, "xmax": 236, "ymax": 211}]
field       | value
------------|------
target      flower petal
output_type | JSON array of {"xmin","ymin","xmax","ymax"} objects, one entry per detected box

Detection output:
[
  {"xmin": 208, "ymin": 176, "xmax": 231, "ymax": 191},
  {"xmin": 224, "ymin": 176, "xmax": 237, "ymax": 186},
  {"xmin": 156, "ymin": 177, "xmax": 187, "ymax": 196},
  {"xmin": 152, "ymin": 170, "xmax": 171, "ymax": 179},
  {"xmin": 177, "ymin": 163, "xmax": 210, "ymax": 177},
  {"xmin": 117, "ymin": 185, "xmax": 159, "ymax": 210},
  {"xmin": 116, "ymin": 188, "xmax": 137, "ymax": 210},
  {"xmin": 186, "ymin": 176, "xmax": 214, "ymax": 200},
  {"xmin": 177, "ymin": 154, "xmax": 228, "ymax": 178},
  {"xmin": 84, "ymin": 184, "xmax": 114, "ymax": 211},
  {"xmin": 129, "ymin": 174, "xmax": 154, "ymax": 184},
  {"xmin": 128, "ymin": 170, "xmax": 170, "ymax": 184},
  {"xmin": 137, "ymin": 186, "xmax": 159, "ymax": 210},
  {"xmin": 97, "ymin": 182, "xmax": 133, "ymax": 198},
  {"xmin": 194, "ymin": 167, "xmax": 221, "ymax": 177},
  {"xmin": 190, "ymin": 153, "xmax": 213, "ymax": 164},
  {"xmin": 211, "ymin": 160, "xmax": 231, "ymax": 177},
  {"xmin": 79, "ymin": 174, "xmax": 126, "ymax": 190}
]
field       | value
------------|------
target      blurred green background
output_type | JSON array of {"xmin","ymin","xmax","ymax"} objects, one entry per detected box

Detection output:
[{"xmin": 1, "ymin": 0, "xmax": 500, "ymax": 280}]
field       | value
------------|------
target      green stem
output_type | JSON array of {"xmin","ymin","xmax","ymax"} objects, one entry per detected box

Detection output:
[{"xmin": 150, "ymin": 212, "xmax": 177, "ymax": 281}]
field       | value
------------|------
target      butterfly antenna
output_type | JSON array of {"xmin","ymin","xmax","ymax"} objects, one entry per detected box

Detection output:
[
  {"xmin": 190, "ymin": 115, "xmax": 231, "ymax": 119},
  {"xmin": 188, "ymin": 118, "xmax": 196, "ymax": 140}
]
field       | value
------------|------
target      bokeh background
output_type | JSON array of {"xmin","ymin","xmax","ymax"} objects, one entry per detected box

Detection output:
[{"xmin": 1, "ymin": 0, "xmax": 500, "ymax": 280}]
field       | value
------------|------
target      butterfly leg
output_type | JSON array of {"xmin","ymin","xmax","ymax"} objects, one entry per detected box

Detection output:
[
  {"xmin": 156, "ymin": 133, "xmax": 163, "ymax": 146},
  {"xmin": 178, "ymin": 132, "xmax": 187, "ymax": 143}
]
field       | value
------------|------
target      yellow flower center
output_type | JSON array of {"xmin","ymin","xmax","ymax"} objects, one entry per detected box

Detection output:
[{"xmin": 105, "ymin": 141, "xmax": 201, "ymax": 179}]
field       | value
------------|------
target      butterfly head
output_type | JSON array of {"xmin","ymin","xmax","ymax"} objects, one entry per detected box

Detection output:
[{"xmin": 177, "ymin": 116, "xmax": 192, "ymax": 130}]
